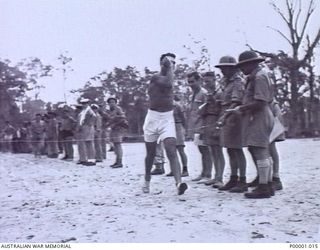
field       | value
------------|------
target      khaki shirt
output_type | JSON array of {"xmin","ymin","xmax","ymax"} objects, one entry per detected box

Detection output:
[
  {"xmin": 220, "ymin": 73, "xmax": 245, "ymax": 110},
  {"xmin": 187, "ymin": 87, "xmax": 208, "ymax": 138},
  {"xmin": 242, "ymin": 66, "xmax": 274, "ymax": 148}
]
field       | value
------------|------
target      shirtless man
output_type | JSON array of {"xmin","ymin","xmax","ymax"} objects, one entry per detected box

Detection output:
[{"xmin": 142, "ymin": 53, "xmax": 188, "ymax": 195}]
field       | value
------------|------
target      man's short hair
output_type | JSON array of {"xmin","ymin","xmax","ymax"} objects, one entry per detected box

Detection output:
[
  {"xmin": 202, "ymin": 71, "xmax": 216, "ymax": 78},
  {"xmin": 187, "ymin": 71, "xmax": 201, "ymax": 80},
  {"xmin": 160, "ymin": 53, "xmax": 176, "ymax": 62}
]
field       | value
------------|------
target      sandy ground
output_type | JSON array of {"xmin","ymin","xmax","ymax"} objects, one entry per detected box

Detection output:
[{"xmin": 0, "ymin": 138, "xmax": 319, "ymax": 243}]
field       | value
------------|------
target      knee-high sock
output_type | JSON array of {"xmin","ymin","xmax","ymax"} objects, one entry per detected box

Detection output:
[{"xmin": 257, "ymin": 159, "xmax": 271, "ymax": 184}]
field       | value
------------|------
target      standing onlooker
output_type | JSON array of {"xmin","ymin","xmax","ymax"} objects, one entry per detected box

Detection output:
[
  {"xmin": 78, "ymin": 98, "xmax": 97, "ymax": 166},
  {"xmin": 107, "ymin": 97, "xmax": 128, "ymax": 168},
  {"xmin": 230, "ymin": 51, "xmax": 275, "ymax": 199},
  {"xmin": 91, "ymin": 104, "xmax": 103, "ymax": 163},
  {"xmin": 45, "ymin": 112, "xmax": 60, "ymax": 158},
  {"xmin": 60, "ymin": 107, "xmax": 76, "ymax": 160},
  {"xmin": 20, "ymin": 121, "xmax": 32, "ymax": 153},
  {"xmin": 199, "ymin": 71, "xmax": 225, "ymax": 187},
  {"xmin": 12, "ymin": 125, "xmax": 21, "ymax": 153},
  {"xmin": 2, "ymin": 121, "xmax": 16, "ymax": 153},
  {"xmin": 57, "ymin": 121, "xmax": 64, "ymax": 154},
  {"xmin": 31, "ymin": 114, "xmax": 46, "ymax": 158},
  {"xmin": 187, "ymin": 72, "xmax": 213, "ymax": 183},
  {"xmin": 75, "ymin": 104, "xmax": 86, "ymax": 164},
  {"xmin": 100, "ymin": 105, "xmax": 109, "ymax": 160},
  {"xmin": 214, "ymin": 56, "xmax": 247, "ymax": 192},
  {"xmin": 248, "ymin": 100, "xmax": 285, "ymax": 191}
]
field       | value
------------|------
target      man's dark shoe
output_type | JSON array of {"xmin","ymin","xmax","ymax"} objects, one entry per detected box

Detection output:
[
  {"xmin": 76, "ymin": 161, "xmax": 85, "ymax": 165},
  {"xmin": 111, "ymin": 163, "xmax": 123, "ymax": 168},
  {"xmin": 272, "ymin": 177, "xmax": 283, "ymax": 190},
  {"xmin": 247, "ymin": 176, "xmax": 259, "ymax": 188},
  {"xmin": 244, "ymin": 184, "xmax": 271, "ymax": 199},
  {"xmin": 166, "ymin": 172, "xmax": 174, "ymax": 177},
  {"xmin": 219, "ymin": 175, "xmax": 238, "ymax": 191},
  {"xmin": 229, "ymin": 177, "xmax": 248, "ymax": 193},
  {"xmin": 83, "ymin": 162, "xmax": 96, "ymax": 166},
  {"xmin": 177, "ymin": 183, "xmax": 188, "ymax": 195},
  {"xmin": 48, "ymin": 154, "xmax": 58, "ymax": 158}
]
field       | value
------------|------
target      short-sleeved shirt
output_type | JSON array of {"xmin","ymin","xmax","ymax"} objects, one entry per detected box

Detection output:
[
  {"xmin": 242, "ymin": 66, "xmax": 274, "ymax": 148},
  {"xmin": 109, "ymin": 106, "xmax": 127, "ymax": 133},
  {"xmin": 220, "ymin": 73, "xmax": 245, "ymax": 148},
  {"xmin": 187, "ymin": 87, "xmax": 208, "ymax": 138},
  {"xmin": 201, "ymin": 91, "xmax": 223, "ymax": 146},
  {"xmin": 220, "ymin": 73, "xmax": 244, "ymax": 110}
]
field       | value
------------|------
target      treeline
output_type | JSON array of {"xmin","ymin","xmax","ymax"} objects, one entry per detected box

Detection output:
[{"xmin": 1, "ymin": 55, "xmax": 319, "ymax": 139}]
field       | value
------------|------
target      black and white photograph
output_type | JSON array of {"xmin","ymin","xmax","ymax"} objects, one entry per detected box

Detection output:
[{"xmin": 0, "ymin": 0, "xmax": 320, "ymax": 246}]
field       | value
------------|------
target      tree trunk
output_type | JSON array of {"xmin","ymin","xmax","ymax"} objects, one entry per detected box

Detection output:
[
  {"xmin": 289, "ymin": 69, "xmax": 301, "ymax": 137},
  {"xmin": 308, "ymin": 65, "xmax": 315, "ymax": 136}
]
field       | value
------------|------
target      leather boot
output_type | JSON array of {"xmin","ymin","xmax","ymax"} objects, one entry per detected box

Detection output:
[
  {"xmin": 244, "ymin": 184, "xmax": 271, "ymax": 199},
  {"xmin": 272, "ymin": 177, "xmax": 283, "ymax": 190},
  {"xmin": 218, "ymin": 175, "xmax": 238, "ymax": 191},
  {"xmin": 229, "ymin": 177, "xmax": 248, "ymax": 193}
]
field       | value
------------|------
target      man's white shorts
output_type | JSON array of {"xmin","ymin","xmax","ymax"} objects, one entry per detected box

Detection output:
[{"xmin": 143, "ymin": 109, "xmax": 176, "ymax": 142}]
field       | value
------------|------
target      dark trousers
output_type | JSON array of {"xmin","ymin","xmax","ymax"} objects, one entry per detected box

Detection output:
[{"xmin": 63, "ymin": 136, "xmax": 74, "ymax": 159}]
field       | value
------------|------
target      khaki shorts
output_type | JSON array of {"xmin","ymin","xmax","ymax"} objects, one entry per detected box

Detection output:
[{"xmin": 143, "ymin": 109, "xmax": 176, "ymax": 143}]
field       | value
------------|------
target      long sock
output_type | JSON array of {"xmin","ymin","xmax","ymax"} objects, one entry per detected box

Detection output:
[
  {"xmin": 257, "ymin": 159, "xmax": 271, "ymax": 184},
  {"xmin": 228, "ymin": 150, "xmax": 238, "ymax": 176},
  {"xmin": 236, "ymin": 149, "xmax": 246, "ymax": 178}
]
